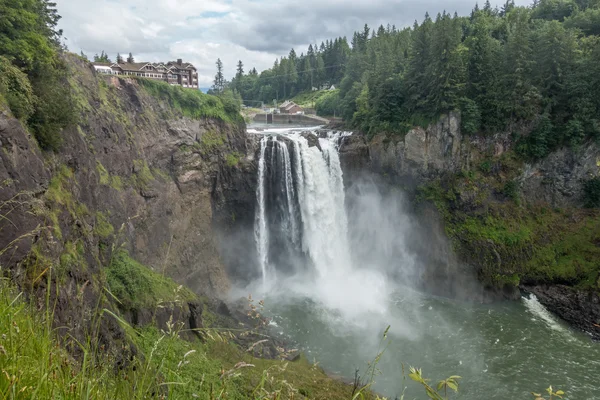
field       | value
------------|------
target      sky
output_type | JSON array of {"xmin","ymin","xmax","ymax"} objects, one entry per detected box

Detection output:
[{"xmin": 55, "ymin": 0, "xmax": 533, "ymax": 88}]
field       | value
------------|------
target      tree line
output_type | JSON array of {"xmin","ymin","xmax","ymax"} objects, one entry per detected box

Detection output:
[
  {"xmin": 229, "ymin": 0, "xmax": 600, "ymax": 159},
  {"xmin": 225, "ymin": 38, "xmax": 351, "ymax": 106},
  {"xmin": 86, "ymin": 51, "xmax": 136, "ymax": 64}
]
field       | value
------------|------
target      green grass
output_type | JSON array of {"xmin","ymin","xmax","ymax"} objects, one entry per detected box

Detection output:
[
  {"xmin": 96, "ymin": 161, "xmax": 110, "ymax": 185},
  {"xmin": 0, "ymin": 278, "xmax": 141, "ymax": 400},
  {"xmin": 199, "ymin": 131, "xmax": 225, "ymax": 153},
  {"xmin": 95, "ymin": 211, "xmax": 114, "ymax": 239},
  {"xmin": 132, "ymin": 159, "xmax": 154, "ymax": 189},
  {"xmin": 106, "ymin": 249, "xmax": 196, "ymax": 310},
  {"xmin": 225, "ymin": 152, "xmax": 242, "ymax": 167},
  {"xmin": 58, "ymin": 240, "xmax": 87, "ymax": 278},
  {"xmin": 135, "ymin": 78, "xmax": 242, "ymax": 124},
  {"xmin": 0, "ymin": 275, "xmax": 378, "ymax": 399}
]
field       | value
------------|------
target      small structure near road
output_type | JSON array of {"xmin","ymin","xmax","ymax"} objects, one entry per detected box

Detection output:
[{"xmin": 279, "ymin": 100, "xmax": 303, "ymax": 114}]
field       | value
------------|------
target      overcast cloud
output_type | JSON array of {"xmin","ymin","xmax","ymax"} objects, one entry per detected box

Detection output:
[{"xmin": 56, "ymin": 0, "xmax": 533, "ymax": 87}]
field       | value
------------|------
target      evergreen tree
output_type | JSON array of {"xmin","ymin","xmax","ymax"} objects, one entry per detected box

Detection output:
[
  {"xmin": 127, "ymin": 52, "xmax": 134, "ymax": 63},
  {"xmin": 212, "ymin": 58, "xmax": 224, "ymax": 93},
  {"xmin": 116, "ymin": 53, "xmax": 124, "ymax": 63},
  {"xmin": 236, "ymin": 60, "xmax": 244, "ymax": 78}
]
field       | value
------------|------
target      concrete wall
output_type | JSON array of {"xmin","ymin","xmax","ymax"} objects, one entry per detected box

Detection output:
[{"xmin": 253, "ymin": 113, "xmax": 329, "ymax": 125}]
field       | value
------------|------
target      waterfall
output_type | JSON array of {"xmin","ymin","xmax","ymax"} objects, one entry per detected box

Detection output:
[
  {"xmin": 253, "ymin": 130, "xmax": 352, "ymax": 282},
  {"xmin": 254, "ymin": 136, "xmax": 269, "ymax": 285}
]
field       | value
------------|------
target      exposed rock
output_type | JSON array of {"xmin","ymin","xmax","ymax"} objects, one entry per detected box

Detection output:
[
  {"xmin": 0, "ymin": 55, "xmax": 257, "ymax": 352},
  {"xmin": 521, "ymin": 143, "xmax": 600, "ymax": 208},
  {"xmin": 0, "ymin": 111, "xmax": 50, "ymax": 268},
  {"xmin": 523, "ymin": 285, "xmax": 600, "ymax": 341},
  {"xmin": 338, "ymin": 134, "xmax": 370, "ymax": 182},
  {"xmin": 300, "ymin": 131, "xmax": 321, "ymax": 151},
  {"xmin": 365, "ymin": 112, "xmax": 463, "ymax": 187}
]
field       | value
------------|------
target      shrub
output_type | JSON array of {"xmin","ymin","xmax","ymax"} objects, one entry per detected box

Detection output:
[
  {"xmin": 106, "ymin": 249, "xmax": 195, "ymax": 310},
  {"xmin": 0, "ymin": 56, "xmax": 35, "ymax": 120},
  {"xmin": 315, "ymin": 90, "xmax": 341, "ymax": 116},
  {"xmin": 583, "ymin": 176, "xmax": 600, "ymax": 208},
  {"xmin": 135, "ymin": 78, "xmax": 242, "ymax": 123}
]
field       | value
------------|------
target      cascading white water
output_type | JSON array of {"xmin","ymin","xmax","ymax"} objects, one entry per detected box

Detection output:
[
  {"xmin": 254, "ymin": 136, "xmax": 269, "ymax": 285},
  {"xmin": 295, "ymin": 136, "xmax": 352, "ymax": 277},
  {"xmin": 253, "ymin": 130, "xmax": 353, "ymax": 281},
  {"xmin": 279, "ymin": 140, "xmax": 299, "ymax": 247},
  {"xmin": 253, "ymin": 128, "xmax": 388, "ymax": 317}
]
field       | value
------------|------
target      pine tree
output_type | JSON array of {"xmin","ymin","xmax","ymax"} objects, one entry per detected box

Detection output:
[
  {"xmin": 116, "ymin": 53, "xmax": 124, "ymax": 63},
  {"xmin": 127, "ymin": 52, "xmax": 134, "ymax": 63},
  {"xmin": 212, "ymin": 58, "xmax": 224, "ymax": 93},
  {"xmin": 236, "ymin": 60, "xmax": 244, "ymax": 78}
]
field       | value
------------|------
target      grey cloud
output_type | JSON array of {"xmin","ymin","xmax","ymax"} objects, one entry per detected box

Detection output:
[
  {"xmin": 224, "ymin": 0, "xmax": 532, "ymax": 54},
  {"xmin": 55, "ymin": 0, "xmax": 533, "ymax": 85}
]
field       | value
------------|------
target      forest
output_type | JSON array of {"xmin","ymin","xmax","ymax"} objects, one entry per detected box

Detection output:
[{"xmin": 230, "ymin": 0, "xmax": 600, "ymax": 159}]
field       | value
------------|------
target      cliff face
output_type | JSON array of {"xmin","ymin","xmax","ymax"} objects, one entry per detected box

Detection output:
[
  {"xmin": 0, "ymin": 55, "xmax": 256, "ymax": 345},
  {"xmin": 338, "ymin": 114, "xmax": 600, "ymax": 339},
  {"xmin": 343, "ymin": 112, "xmax": 600, "ymax": 207}
]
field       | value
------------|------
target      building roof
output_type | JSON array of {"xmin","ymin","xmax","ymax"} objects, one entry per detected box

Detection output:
[
  {"xmin": 166, "ymin": 61, "xmax": 196, "ymax": 70},
  {"xmin": 92, "ymin": 60, "xmax": 197, "ymax": 74},
  {"xmin": 111, "ymin": 62, "xmax": 153, "ymax": 71},
  {"xmin": 280, "ymin": 101, "xmax": 301, "ymax": 111}
]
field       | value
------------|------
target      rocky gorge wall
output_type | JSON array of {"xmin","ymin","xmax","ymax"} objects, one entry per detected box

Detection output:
[
  {"xmin": 337, "ymin": 113, "xmax": 600, "ymax": 339},
  {"xmin": 0, "ymin": 55, "xmax": 257, "ymax": 348}
]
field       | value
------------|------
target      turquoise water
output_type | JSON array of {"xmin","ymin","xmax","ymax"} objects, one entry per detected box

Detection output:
[{"xmin": 264, "ymin": 288, "xmax": 600, "ymax": 399}]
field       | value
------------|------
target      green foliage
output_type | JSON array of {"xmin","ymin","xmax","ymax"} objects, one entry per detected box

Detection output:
[
  {"xmin": 565, "ymin": 7, "xmax": 600, "ymax": 35},
  {"xmin": 132, "ymin": 159, "xmax": 154, "ymax": 189},
  {"xmin": 0, "ymin": 56, "xmax": 35, "ymax": 120},
  {"xmin": 0, "ymin": 0, "xmax": 76, "ymax": 151},
  {"xmin": 59, "ymin": 240, "xmax": 87, "ymax": 277},
  {"xmin": 106, "ymin": 249, "xmax": 195, "ymax": 310},
  {"xmin": 95, "ymin": 211, "xmax": 114, "ymax": 239},
  {"xmin": 582, "ymin": 176, "xmax": 600, "ymax": 207},
  {"xmin": 135, "ymin": 78, "xmax": 242, "ymax": 123},
  {"xmin": 199, "ymin": 131, "xmax": 225, "ymax": 153},
  {"xmin": 420, "ymin": 174, "xmax": 600, "ymax": 290},
  {"xmin": 408, "ymin": 367, "xmax": 461, "ymax": 400},
  {"xmin": 517, "ymin": 114, "xmax": 553, "ymax": 159},
  {"xmin": 459, "ymin": 97, "xmax": 481, "ymax": 135},
  {"xmin": 503, "ymin": 179, "xmax": 520, "ymax": 203},
  {"xmin": 236, "ymin": 0, "xmax": 600, "ymax": 149},
  {"xmin": 291, "ymin": 89, "xmax": 332, "ymax": 108},
  {"xmin": 225, "ymin": 151, "xmax": 241, "ymax": 167},
  {"xmin": 532, "ymin": 0, "xmax": 579, "ymax": 21},
  {"xmin": 315, "ymin": 90, "xmax": 342, "ymax": 116},
  {"xmin": 96, "ymin": 161, "xmax": 110, "ymax": 185}
]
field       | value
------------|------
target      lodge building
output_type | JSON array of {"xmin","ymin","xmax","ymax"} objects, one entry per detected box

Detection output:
[{"xmin": 92, "ymin": 59, "xmax": 198, "ymax": 89}]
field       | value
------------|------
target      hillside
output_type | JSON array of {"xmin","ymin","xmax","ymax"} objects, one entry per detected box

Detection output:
[{"xmin": 0, "ymin": 53, "xmax": 373, "ymax": 398}]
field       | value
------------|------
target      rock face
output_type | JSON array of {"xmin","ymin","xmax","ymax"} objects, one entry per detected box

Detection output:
[
  {"xmin": 341, "ymin": 111, "xmax": 600, "ymax": 208},
  {"xmin": 524, "ymin": 285, "xmax": 600, "ymax": 340},
  {"xmin": 0, "ymin": 56, "xmax": 257, "ymax": 347},
  {"xmin": 367, "ymin": 112, "xmax": 463, "ymax": 186},
  {"xmin": 521, "ymin": 145, "xmax": 600, "ymax": 208}
]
